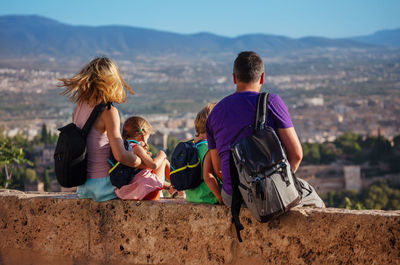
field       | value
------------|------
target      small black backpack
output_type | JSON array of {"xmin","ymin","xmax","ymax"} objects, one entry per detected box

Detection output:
[
  {"xmin": 108, "ymin": 139, "xmax": 142, "ymax": 189},
  {"xmin": 54, "ymin": 103, "xmax": 107, "ymax": 188},
  {"xmin": 170, "ymin": 140, "xmax": 206, "ymax": 191},
  {"xmin": 230, "ymin": 93, "xmax": 303, "ymax": 242}
]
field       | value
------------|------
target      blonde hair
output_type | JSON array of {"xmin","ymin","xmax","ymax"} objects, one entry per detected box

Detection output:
[
  {"xmin": 195, "ymin": 103, "xmax": 216, "ymax": 137},
  {"xmin": 122, "ymin": 116, "xmax": 152, "ymax": 150},
  {"xmin": 58, "ymin": 57, "xmax": 134, "ymax": 106}
]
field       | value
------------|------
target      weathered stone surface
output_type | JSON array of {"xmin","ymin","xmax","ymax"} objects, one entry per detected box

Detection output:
[{"xmin": 0, "ymin": 189, "xmax": 399, "ymax": 265}]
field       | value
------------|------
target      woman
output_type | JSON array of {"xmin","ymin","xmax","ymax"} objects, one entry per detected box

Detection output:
[{"xmin": 58, "ymin": 57, "xmax": 141, "ymax": 202}]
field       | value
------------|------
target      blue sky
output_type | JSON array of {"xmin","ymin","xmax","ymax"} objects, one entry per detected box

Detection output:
[{"xmin": 1, "ymin": 0, "xmax": 400, "ymax": 38}]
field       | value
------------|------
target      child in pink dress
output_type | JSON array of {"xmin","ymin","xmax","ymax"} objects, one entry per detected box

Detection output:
[{"xmin": 115, "ymin": 116, "xmax": 171, "ymax": 200}]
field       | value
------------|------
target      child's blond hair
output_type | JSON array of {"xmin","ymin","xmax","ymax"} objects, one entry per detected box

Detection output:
[
  {"xmin": 122, "ymin": 116, "xmax": 152, "ymax": 150},
  {"xmin": 58, "ymin": 57, "xmax": 134, "ymax": 106},
  {"xmin": 195, "ymin": 103, "xmax": 216, "ymax": 137}
]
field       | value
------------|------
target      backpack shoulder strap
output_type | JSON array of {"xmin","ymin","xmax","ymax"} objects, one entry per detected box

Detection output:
[
  {"xmin": 195, "ymin": 139, "xmax": 207, "ymax": 147},
  {"xmin": 230, "ymin": 152, "xmax": 244, "ymax": 242},
  {"xmin": 81, "ymin": 103, "xmax": 109, "ymax": 137},
  {"xmin": 127, "ymin": 139, "xmax": 140, "ymax": 145},
  {"xmin": 254, "ymin": 92, "xmax": 269, "ymax": 130}
]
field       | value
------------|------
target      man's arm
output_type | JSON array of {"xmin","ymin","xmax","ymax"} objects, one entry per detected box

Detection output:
[{"xmin": 277, "ymin": 127, "xmax": 303, "ymax": 172}]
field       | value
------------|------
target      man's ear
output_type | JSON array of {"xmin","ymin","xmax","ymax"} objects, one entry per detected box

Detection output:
[
  {"xmin": 232, "ymin": 73, "xmax": 237, "ymax": 84},
  {"xmin": 260, "ymin": 72, "xmax": 265, "ymax": 85}
]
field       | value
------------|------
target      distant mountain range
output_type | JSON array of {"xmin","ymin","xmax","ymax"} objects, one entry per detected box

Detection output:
[{"xmin": 0, "ymin": 15, "xmax": 399, "ymax": 59}]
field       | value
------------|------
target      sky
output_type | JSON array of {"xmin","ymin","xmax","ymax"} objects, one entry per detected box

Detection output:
[{"xmin": 1, "ymin": 0, "xmax": 400, "ymax": 38}]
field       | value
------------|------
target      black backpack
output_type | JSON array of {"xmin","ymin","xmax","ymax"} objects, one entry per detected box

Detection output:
[
  {"xmin": 54, "ymin": 103, "xmax": 108, "ymax": 188},
  {"xmin": 170, "ymin": 140, "xmax": 206, "ymax": 191},
  {"xmin": 230, "ymin": 93, "xmax": 303, "ymax": 242},
  {"xmin": 108, "ymin": 139, "xmax": 142, "ymax": 189}
]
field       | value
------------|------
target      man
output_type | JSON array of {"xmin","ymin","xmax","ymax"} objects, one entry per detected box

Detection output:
[{"xmin": 205, "ymin": 51, "xmax": 304, "ymax": 206}]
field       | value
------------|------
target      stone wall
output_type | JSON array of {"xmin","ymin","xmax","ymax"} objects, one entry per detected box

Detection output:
[{"xmin": 0, "ymin": 189, "xmax": 399, "ymax": 265}]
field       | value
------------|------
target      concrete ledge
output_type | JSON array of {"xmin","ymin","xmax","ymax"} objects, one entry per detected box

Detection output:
[{"xmin": 0, "ymin": 189, "xmax": 399, "ymax": 265}]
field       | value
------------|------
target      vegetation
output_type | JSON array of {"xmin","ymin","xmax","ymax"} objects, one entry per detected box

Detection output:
[
  {"xmin": 303, "ymin": 132, "xmax": 400, "ymax": 210},
  {"xmin": 1, "ymin": 128, "xmax": 400, "ymax": 210},
  {"xmin": 0, "ymin": 124, "xmax": 55, "ymax": 190},
  {"xmin": 166, "ymin": 135, "xmax": 179, "ymax": 160},
  {"xmin": 0, "ymin": 135, "xmax": 32, "ymax": 188},
  {"xmin": 322, "ymin": 179, "xmax": 400, "ymax": 210},
  {"xmin": 302, "ymin": 132, "xmax": 400, "ymax": 174}
]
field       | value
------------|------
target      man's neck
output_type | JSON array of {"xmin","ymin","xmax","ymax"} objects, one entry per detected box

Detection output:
[{"xmin": 235, "ymin": 82, "xmax": 261, "ymax": 93}]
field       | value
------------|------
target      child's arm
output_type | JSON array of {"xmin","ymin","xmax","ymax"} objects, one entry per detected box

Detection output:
[
  {"xmin": 203, "ymin": 152, "xmax": 222, "ymax": 204},
  {"xmin": 208, "ymin": 149, "xmax": 223, "ymax": 181},
  {"xmin": 133, "ymin": 145, "xmax": 166, "ymax": 170}
]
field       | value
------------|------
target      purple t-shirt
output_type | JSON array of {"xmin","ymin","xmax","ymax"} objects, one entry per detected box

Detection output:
[{"xmin": 206, "ymin": 91, "xmax": 293, "ymax": 195}]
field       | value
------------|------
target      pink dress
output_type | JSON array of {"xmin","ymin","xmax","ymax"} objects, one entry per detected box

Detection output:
[{"xmin": 115, "ymin": 143, "xmax": 163, "ymax": 200}]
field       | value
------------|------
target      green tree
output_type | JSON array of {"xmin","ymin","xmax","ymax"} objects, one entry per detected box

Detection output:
[
  {"xmin": 25, "ymin": 168, "xmax": 37, "ymax": 182},
  {"xmin": 41, "ymin": 123, "xmax": 48, "ymax": 144},
  {"xmin": 393, "ymin": 135, "xmax": 400, "ymax": 151},
  {"xmin": 335, "ymin": 132, "xmax": 362, "ymax": 156},
  {"xmin": 319, "ymin": 143, "xmax": 336, "ymax": 164},
  {"xmin": 302, "ymin": 143, "xmax": 321, "ymax": 164},
  {"xmin": 43, "ymin": 169, "xmax": 51, "ymax": 191},
  {"xmin": 148, "ymin": 144, "xmax": 158, "ymax": 157},
  {"xmin": 322, "ymin": 179, "xmax": 400, "ymax": 210},
  {"xmin": 166, "ymin": 135, "xmax": 180, "ymax": 159},
  {"xmin": 0, "ymin": 137, "xmax": 33, "ymax": 188},
  {"xmin": 370, "ymin": 136, "xmax": 392, "ymax": 162}
]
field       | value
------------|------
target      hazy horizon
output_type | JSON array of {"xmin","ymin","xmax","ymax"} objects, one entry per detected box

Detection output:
[{"xmin": 1, "ymin": 0, "xmax": 400, "ymax": 39}]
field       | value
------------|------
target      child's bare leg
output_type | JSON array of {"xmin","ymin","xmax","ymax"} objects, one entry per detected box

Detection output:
[
  {"xmin": 165, "ymin": 160, "xmax": 171, "ymax": 180},
  {"xmin": 153, "ymin": 158, "xmax": 167, "ymax": 184}
]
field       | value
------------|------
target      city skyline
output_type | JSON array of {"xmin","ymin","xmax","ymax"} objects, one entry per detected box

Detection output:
[{"xmin": 1, "ymin": 0, "xmax": 400, "ymax": 38}]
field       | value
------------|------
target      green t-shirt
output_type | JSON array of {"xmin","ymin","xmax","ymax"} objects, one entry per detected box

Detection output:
[{"xmin": 185, "ymin": 140, "xmax": 221, "ymax": 204}]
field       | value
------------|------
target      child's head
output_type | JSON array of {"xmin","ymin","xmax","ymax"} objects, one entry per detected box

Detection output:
[
  {"xmin": 59, "ymin": 57, "xmax": 135, "ymax": 106},
  {"xmin": 122, "ymin": 116, "xmax": 152, "ymax": 148},
  {"xmin": 195, "ymin": 103, "xmax": 216, "ymax": 137}
]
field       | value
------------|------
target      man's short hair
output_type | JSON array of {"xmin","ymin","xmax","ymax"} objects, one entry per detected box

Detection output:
[{"xmin": 233, "ymin": 51, "xmax": 264, "ymax": 83}]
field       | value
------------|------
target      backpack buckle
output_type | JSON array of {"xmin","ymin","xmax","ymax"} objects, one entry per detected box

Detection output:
[
  {"xmin": 248, "ymin": 191, "xmax": 253, "ymax": 203},
  {"xmin": 254, "ymin": 178, "xmax": 264, "ymax": 200},
  {"xmin": 280, "ymin": 167, "xmax": 290, "ymax": 187}
]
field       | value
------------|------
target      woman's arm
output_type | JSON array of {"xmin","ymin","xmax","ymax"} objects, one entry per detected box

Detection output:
[
  {"xmin": 102, "ymin": 106, "xmax": 141, "ymax": 167},
  {"xmin": 277, "ymin": 127, "xmax": 303, "ymax": 172},
  {"xmin": 133, "ymin": 146, "xmax": 166, "ymax": 170},
  {"xmin": 203, "ymin": 152, "xmax": 222, "ymax": 204}
]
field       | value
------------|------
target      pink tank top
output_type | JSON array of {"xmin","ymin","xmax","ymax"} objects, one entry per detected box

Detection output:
[{"xmin": 73, "ymin": 102, "xmax": 111, "ymax": 179}]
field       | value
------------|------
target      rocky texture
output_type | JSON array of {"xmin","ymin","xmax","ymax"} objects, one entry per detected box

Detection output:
[{"xmin": 0, "ymin": 189, "xmax": 399, "ymax": 265}]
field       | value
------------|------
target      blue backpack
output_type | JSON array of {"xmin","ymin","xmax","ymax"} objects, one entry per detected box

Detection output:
[{"xmin": 170, "ymin": 140, "xmax": 206, "ymax": 191}]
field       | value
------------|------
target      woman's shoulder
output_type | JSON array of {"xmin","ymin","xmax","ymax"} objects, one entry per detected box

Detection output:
[
  {"xmin": 100, "ymin": 104, "xmax": 120, "ymax": 120},
  {"xmin": 102, "ymin": 104, "xmax": 119, "ymax": 114}
]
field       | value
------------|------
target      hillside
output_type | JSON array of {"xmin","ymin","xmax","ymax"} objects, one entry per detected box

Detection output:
[
  {"xmin": 351, "ymin": 28, "xmax": 400, "ymax": 47},
  {"xmin": 0, "ymin": 15, "xmax": 381, "ymax": 59}
]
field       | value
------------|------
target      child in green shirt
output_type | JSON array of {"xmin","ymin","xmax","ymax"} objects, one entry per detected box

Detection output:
[{"xmin": 184, "ymin": 103, "xmax": 222, "ymax": 204}]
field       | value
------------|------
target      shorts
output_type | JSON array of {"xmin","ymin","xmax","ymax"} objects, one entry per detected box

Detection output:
[
  {"xmin": 221, "ymin": 189, "xmax": 232, "ymax": 207},
  {"xmin": 77, "ymin": 176, "xmax": 117, "ymax": 202}
]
